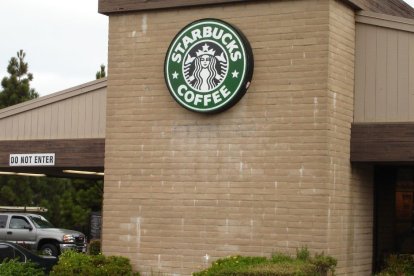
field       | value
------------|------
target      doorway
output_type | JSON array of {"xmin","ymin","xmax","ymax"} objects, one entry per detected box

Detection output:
[{"xmin": 374, "ymin": 166, "xmax": 414, "ymax": 271}]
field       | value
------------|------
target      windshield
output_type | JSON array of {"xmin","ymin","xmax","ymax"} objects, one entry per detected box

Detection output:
[{"xmin": 28, "ymin": 215, "xmax": 54, "ymax": 228}]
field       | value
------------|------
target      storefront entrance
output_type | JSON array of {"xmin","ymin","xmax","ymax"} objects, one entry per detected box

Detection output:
[{"xmin": 374, "ymin": 166, "xmax": 414, "ymax": 271}]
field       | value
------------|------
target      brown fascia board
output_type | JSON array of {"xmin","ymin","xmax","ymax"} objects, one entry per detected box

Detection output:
[
  {"xmin": 98, "ymin": 0, "xmax": 414, "ymax": 19},
  {"xmin": 98, "ymin": 0, "xmax": 355, "ymax": 14},
  {"xmin": 351, "ymin": 123, "xmax": 414, "ymax": 163},
  {"xmin": 348, "ymin": 0, "xmax": 414, "ymax": 19},
  {"xmin": 357, "ymin": 10, "xmax": 414, "ymax": 33},
  {"xmin": 99, "ymin": 0, "xmax": 265, "ymax": 15}
]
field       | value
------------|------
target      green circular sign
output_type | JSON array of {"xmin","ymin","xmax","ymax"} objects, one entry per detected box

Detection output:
[{"xmin": 164, "ymin": 19, "xmax": 254, "ymax": 113}]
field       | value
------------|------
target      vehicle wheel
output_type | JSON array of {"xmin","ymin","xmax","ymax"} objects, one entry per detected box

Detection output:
[{"xmin": 40, "ymin": 243, "xmax": 59, "ymax": 256}]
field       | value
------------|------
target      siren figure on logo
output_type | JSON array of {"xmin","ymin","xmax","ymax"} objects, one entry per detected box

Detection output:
[{"xmin": 184, "ymin": 43, "xmax": 227, "ymax": 92}]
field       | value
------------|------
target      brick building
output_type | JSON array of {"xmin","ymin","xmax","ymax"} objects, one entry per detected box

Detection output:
[
  {"xmin": 97, "ymin": 0, "xmax": 414, "ymax": 274},
  {"xmin": 1, "ymin": 0, "xmax": 414, "ymax": 275},
  {"xmin": 93, "ymin": 0, "xmax": 414, "ymax": 275}
]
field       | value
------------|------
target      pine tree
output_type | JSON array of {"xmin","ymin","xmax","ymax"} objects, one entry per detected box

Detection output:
[
  {"xmin": 0, "ymin": 50, "xmax": 39, "ymax": 108},
  {"xmin": 96, "ymin": 64, "xmax": 106, "ymax": 79}
]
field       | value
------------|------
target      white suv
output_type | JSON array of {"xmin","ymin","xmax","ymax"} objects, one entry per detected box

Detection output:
[{"xmin": 0, "ymin": 213, "xmax": 86, "ymax": 256}]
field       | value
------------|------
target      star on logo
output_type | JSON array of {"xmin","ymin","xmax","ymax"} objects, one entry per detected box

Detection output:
[
  {"xmin": 232, "ymin": 70, "xmax": 239, "ymax": 78},
  {"xmin": 202, "ymin": 44, "xmax": 210, "ymax": 52},
  {"xmin": 172, "ymin": 71, "xmax": 179, "ymax": 79}
]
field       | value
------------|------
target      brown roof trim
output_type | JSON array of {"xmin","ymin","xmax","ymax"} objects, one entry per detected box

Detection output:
[
  {"xmin": 98, "ymin": 0, "xmax": 414, "ymax": 19},
  {"xmin": 356, "ymin": 10, "xmax": 414, "ymax": 32},
  {"xmin": 351, "ymin": 123, "xmax": 414, "ymax": 163},
  {"xmin": 351, "ymin": 0, "xmax": 414, "ymax": 19},
  {"xmin": 98, "ymin": 0, "xmax": 251, "ymax": 14},
  {"xmin": 0, "ymin": 78, "xmax": 107, "ymax": 120}
]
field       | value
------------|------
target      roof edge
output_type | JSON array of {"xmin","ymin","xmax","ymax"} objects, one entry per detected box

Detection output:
[
  {"xmin": 357, "ymin": 10, "xmax": 414, "ymax": 32},
  {"xmin": 98, "ymin": 0, "xmax": 414, "ymax": 19},
  {"xmin": 0, "ymin": 78, "xmax": 107, "ymax": 120},
  {"xmin": 98, "ymin": 0, "xmax": 249, "ymax": 15}
]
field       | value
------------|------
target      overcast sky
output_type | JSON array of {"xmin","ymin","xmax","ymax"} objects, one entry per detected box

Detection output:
[
  {"xmin": 0, "ymin": 1, "xmax": 108, "ymax": 96},
  {"xmin": 1, "ymin": 0, "xmax": 414, "ymax": 96}
]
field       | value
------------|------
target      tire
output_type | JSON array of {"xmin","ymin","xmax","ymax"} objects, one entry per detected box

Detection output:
[{"xmin": 40, "ymin": 243, "xmax": 59, "ymax": 256}]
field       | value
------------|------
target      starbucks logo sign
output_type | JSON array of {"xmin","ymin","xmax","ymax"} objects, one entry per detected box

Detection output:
[{"xmin": 164, "ymin": 19, "xmax": 254, "ymax": 113}]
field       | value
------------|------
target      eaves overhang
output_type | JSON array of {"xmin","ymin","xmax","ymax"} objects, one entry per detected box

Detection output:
[{"xmin": 98, "ymin": 0, "xmax": 414, "ymax": 19}]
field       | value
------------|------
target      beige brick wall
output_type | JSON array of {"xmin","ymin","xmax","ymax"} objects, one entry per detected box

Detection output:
[
  {"xmin": 326, "ymin": 0, "xmax": 374, "ymax": 275},
  {"xmin": 103, "ymin": 0, "xmax": 373, "ymax": 275}
]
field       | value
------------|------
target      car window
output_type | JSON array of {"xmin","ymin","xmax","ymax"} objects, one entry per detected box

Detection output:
[
  {"xmin": 0, "ymin": 215, "xmax": 7, "ymax": 228},
  {"xmin": 9, "ymin": 216, "xmax": 31, "ymax": 229},
  {"xmin": 0, "ymin": 244, "xmax": 25, "ymax": 262},
  {"xmin": 29, "ymin": 215, "xmax": 54, "ymax": 228}
]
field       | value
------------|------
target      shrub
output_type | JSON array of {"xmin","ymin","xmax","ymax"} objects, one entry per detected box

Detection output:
[
  {"xmin": 193, "ymin": 249, "xmax": 337, "ymax": 276},
  {"xmin": 296, "ymin": 247, "xmax": 310, "ymax": 261},
  {"xmin": 104, "ymin": 256, "xmax": 137, "ymax": 276},
  {"xmin": 375, "ymin": 254, "xmax": 414, "ymax": 276},
  {"xmin": 49, "ymin": 251, "xmax": 94, "ymax": 276},
  {"xmin": 311, "ymin": 252, "xmax": 337, "ymax": 275},
  {"xmin": 89, "ymin": 239, "xmax": 101, "ymax": 255},
  {"xmin": 50, "ymin": 250, "xmax": 140, "ymax": 276},
  {"xmin": 0, "ymin": 259, "xmax": 45, "ymax": 276},
  {"xmin": 271, "ymin": 253, "xmax": 294, "ymax": 263},
  {"xmin": 193, "ymin": 256, "xmax": 268, "ymax": 276}
]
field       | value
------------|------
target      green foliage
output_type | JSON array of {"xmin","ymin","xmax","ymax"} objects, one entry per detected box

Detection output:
[
  {"xmin": 271, "ymin": 253, "xmax": 294, "ymax": 263},
  {"xmin": 193, "ymin": 249, "xmax": 337, "ymax": 276},
  {"xmin": 0, "ymin": 176, "xmax": 103, "ymax": 234},
  {"xmin": 96, "ymin": 64, "xmax": 106, "ymax": 79},
  {"xmin": 311, "ymin": 253, "xmax": 337, "ymax": 274},
  {"xmin": 50, "ymin": 251, "xmax": 139, "ymax": 276},
  {"xmin": 49, "ymin": 251, "xmax": 94, "ymax": 276},
  {"xmin": 236, "ymin": 262, "xmax": 318, "ymax": 276},
  {"xmin": 375, "ymin": 254, "xmax": 414, "ymax": 276},
  {"xmin": 0, "ymin": 259, "xmax": 45, "ymax": 276},
  {"xmin": 0, "ymin": 50, "xmax": 39, "ymax": 108},
  {"xmin": 296, "ymin": 247, "xmax": 310, "ymax": 261},
  {"xmin": 89, "ymin": 239, "xmax": 101, "ymax": 255}
]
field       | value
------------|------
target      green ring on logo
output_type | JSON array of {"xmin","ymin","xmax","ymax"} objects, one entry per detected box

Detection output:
[{"xmin": 164, "ymin": 18, "xmax": 254, "ymax": 114}]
